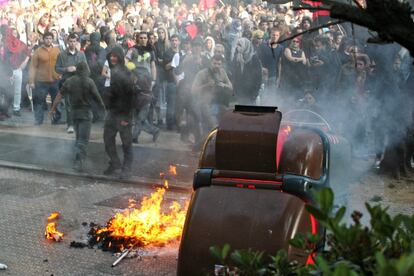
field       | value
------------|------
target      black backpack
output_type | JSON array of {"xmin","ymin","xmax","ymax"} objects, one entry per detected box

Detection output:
[{"xmin": 131, "ymin": 67, "xmax": 152, "ymax": 109}]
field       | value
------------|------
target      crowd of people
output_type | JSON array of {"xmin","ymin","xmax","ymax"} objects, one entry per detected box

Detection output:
[{"xmin": 0, "ymin": 0, "xmax": 413, "ymax": 176}]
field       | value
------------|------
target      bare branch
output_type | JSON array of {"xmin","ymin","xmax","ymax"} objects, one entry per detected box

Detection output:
[
  {"xmin": 351, "ymin": 0, "xmax": 364, "ymax": 9},
  {"xmin": 292, "ymin": 6, "xmax": 331, "ymax": 12},
  {"xmin": 277, "ymin": 20, "xmax": 346, "ymax": 45}
]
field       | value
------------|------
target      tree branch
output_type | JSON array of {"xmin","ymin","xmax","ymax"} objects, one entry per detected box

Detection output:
[
  {"xmin": 277, "ymin": 20, "xmax": 346, "ymax": 44},
  {"xmin": 329, "ymin": 1, "xmax": 414, "ymax": 56}
]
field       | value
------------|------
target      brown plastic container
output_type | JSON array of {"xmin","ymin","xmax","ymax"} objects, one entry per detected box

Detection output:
[{"xmin": 177, "ymin": 106, "xmax": 350, "ymax": 275}]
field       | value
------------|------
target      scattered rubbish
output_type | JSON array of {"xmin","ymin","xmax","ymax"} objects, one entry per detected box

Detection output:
[
  {"xmin": 0, "ymin": 263, "xmax": 7, "ymax": 270},
  {"xmin": 43, "ymin": 259, "xmax": 48, "ymax": 262},
  {"xmin": 112, "ymin": 249, "xmax": 131, "ymax": 267},
  {"xmin": 70, "ymin": 241, "xmax": 88, "ymax": 248},
  {"xmin": 214, "ymin": 264, "xmax": 229, "ymax": 275}
]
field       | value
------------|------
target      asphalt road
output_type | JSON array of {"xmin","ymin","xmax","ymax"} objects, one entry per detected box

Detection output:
[{"xmin": 0, "ymin": 167, "xmax": 190, "ymax": 275}]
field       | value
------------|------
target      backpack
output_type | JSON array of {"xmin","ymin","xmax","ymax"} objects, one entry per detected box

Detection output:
[{"xmin": 131, "ymin": 67, "xmax": 152, "ymax": 109}]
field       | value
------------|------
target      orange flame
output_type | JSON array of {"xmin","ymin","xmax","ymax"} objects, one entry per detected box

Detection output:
[
  {"xmin": 97, "ymin": 187, "xmax": 188, "ymax": 247},
  {"xmin": 45, "ymin": 212, "xmax": 64, "ymax": 241},
  {"xmin": 47, "ymin": 212, "xmax": 60, "ymax": 220},
  {"xmin": 169, "ymin": 165, "xmax": 177, "ymax": 176}
]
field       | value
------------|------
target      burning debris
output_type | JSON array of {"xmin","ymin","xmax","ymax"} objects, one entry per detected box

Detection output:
[
  {"xmin": 45, "ymin": 212, "xmax": 64, "ymax": 242},
  {"xmin": 84, "ymin": 165, "xmax": 188, "ymax": 261},
  {"xmin": 66, "ymin": 166, "xmax": 187, "ymax": 267},
  {"xmin": 88, "ymin": 184, "xmax": 187, "ymax": 253},
  {"xmin": 169, "ymin": 165, "xmax": 177, "ymax": 176}
]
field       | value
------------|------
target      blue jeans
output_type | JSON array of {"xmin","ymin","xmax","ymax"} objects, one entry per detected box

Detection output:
[
  {"xmin": 133, "ymin": 103, "xmax": 159, "ymax": 140},
  {"xmin": 74, "ymin": 116, "xmax": 92, "ymax": 163},
  {"xmin": 33, "ymin": 81, "xmax": 59, "ymax": 124},
  {"xmin": 165, "ymin": 82, "xmax": 177, "ymax": 129}
]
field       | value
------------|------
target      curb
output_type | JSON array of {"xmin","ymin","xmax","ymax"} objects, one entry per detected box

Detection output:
[{"xmin": 0, "ymin": 160, "xmax": 192, "ymax": 193}]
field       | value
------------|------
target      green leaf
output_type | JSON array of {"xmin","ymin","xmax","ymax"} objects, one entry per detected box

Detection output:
[
  {"xmin": 333, "ymin": 207, "xmax": 346, "ymax": 224},
  {"xmin": 222, "ymin": 243, "xmax": 231, "ymax": 261},
  {"xmin": 377, "ymin": 264, "xmax": 399, "ymax": 276},
  {"xmin": 315, "ymin": 255, "xmax": 332, "ymax": 275},
  {"xmin": 375, "ymin": 252, "xmax": 387, "ymax": 269},
  {"xmin": 316, "ymin": 188, "xmax": 334, "ymax": 213},
  {"xmin": 209, "ymin": 245, "xmax": 224, "ymax": 263},
  {"xmin": 289, "ymin": 235, "xmax": 306, "ymax": 249},
  {"xmin": 332, "ymin": 263, "xmax": 358, "ymax": 276}
]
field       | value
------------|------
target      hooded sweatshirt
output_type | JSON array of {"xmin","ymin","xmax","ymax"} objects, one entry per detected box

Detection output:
[
  {"xmin": 104, "ymin": 46, "xmax": 134, "ymax": 116},
  {"xmin": 85, "ymin": 32, "xmax": 107, "ymax": 76},
  {"xmin": 60, "ymin": 61, "xmax": 104, "ymax": 120}
]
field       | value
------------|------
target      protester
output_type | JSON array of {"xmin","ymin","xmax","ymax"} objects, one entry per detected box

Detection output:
[
  {"xmin": 49, "ymin": 61, "xmax": 105, "ymax": 172},
  {"xmin": 85, "ymin": 32, "xmax": 107, "ymax": 122},
  {"xmin": 103, "ymin": 46, "xmax": 134, "ymax": 178},
  {"xmin": 0, "ymin": 0, "xmax": 412, "ymax": 172},
  {"xmin": 55, "ymin": 33, "xmax": 88, "ymax": 132},
  {"xmin": 231, "ymin": 37, "xmax": 262, "ymax": 105},
  {"xmin": 4, "ymin": 27, "xmax": 30, "ymax": 117},
  {"xmin": 28, "ymin": 31, "xmax": 60, "ymax": 125}
]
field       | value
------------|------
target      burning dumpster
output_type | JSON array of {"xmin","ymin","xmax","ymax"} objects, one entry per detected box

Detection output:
[{"xmin": 177, "ymin": 106, "xmax": 351, "ymax": 275}]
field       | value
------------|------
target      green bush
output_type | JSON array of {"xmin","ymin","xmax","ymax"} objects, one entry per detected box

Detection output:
[{"xmin": 210, "ymin": 188, "xmax": 414, "ymax": 275}]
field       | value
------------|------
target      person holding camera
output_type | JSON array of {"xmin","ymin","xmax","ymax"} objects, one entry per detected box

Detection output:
[{"xmin": 191, "ymin": 54, "xmax": 232, "ymax": 146}]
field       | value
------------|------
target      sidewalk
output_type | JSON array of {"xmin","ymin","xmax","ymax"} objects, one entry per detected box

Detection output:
[{"xmin": 0, "ymin": 109, "xmax": 197, "ymax": 190}]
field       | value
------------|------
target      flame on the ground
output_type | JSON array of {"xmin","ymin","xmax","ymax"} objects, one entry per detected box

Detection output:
[
  {"xmin": 93, "ymin": 186, "xmax": 188, "ymax": 250},
  {"xmin": 169, "ymin": 165, "xmax": 177, "ymax": 175},
  {"xmin": 45, "ymin": 212, "xmax": 64, "ymax": 242},
  {"xmin": 47, "ymin": 212, "xmax": 60, "ymax": 220}
]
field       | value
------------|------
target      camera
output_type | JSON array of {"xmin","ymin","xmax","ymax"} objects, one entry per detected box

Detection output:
[{"xmin": 309, "ymin": 56, "xmax": 320, "ymax": 65}]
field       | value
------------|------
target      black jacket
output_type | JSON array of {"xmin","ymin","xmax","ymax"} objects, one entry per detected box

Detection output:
[
  {"xmin": 85, "ymin": 32, "xmax": 106, "ymax": 77},
  {"xmin": 60, "ymin": 61, "xmax": 104, "ymax": 120},
  {"xmin": 104, "ymin": 46, "xmax": 134, "ymax": 116}
]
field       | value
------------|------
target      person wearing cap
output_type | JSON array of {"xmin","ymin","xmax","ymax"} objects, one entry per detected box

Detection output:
[{"xmin": 55, "ymin": 33, "xmax": 88, "ymax": 132}]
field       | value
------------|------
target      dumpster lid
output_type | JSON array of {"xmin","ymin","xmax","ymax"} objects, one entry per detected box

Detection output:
[{"xmin": 216, "ymin": 105, "xmax": 282, "ymax": 173}]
